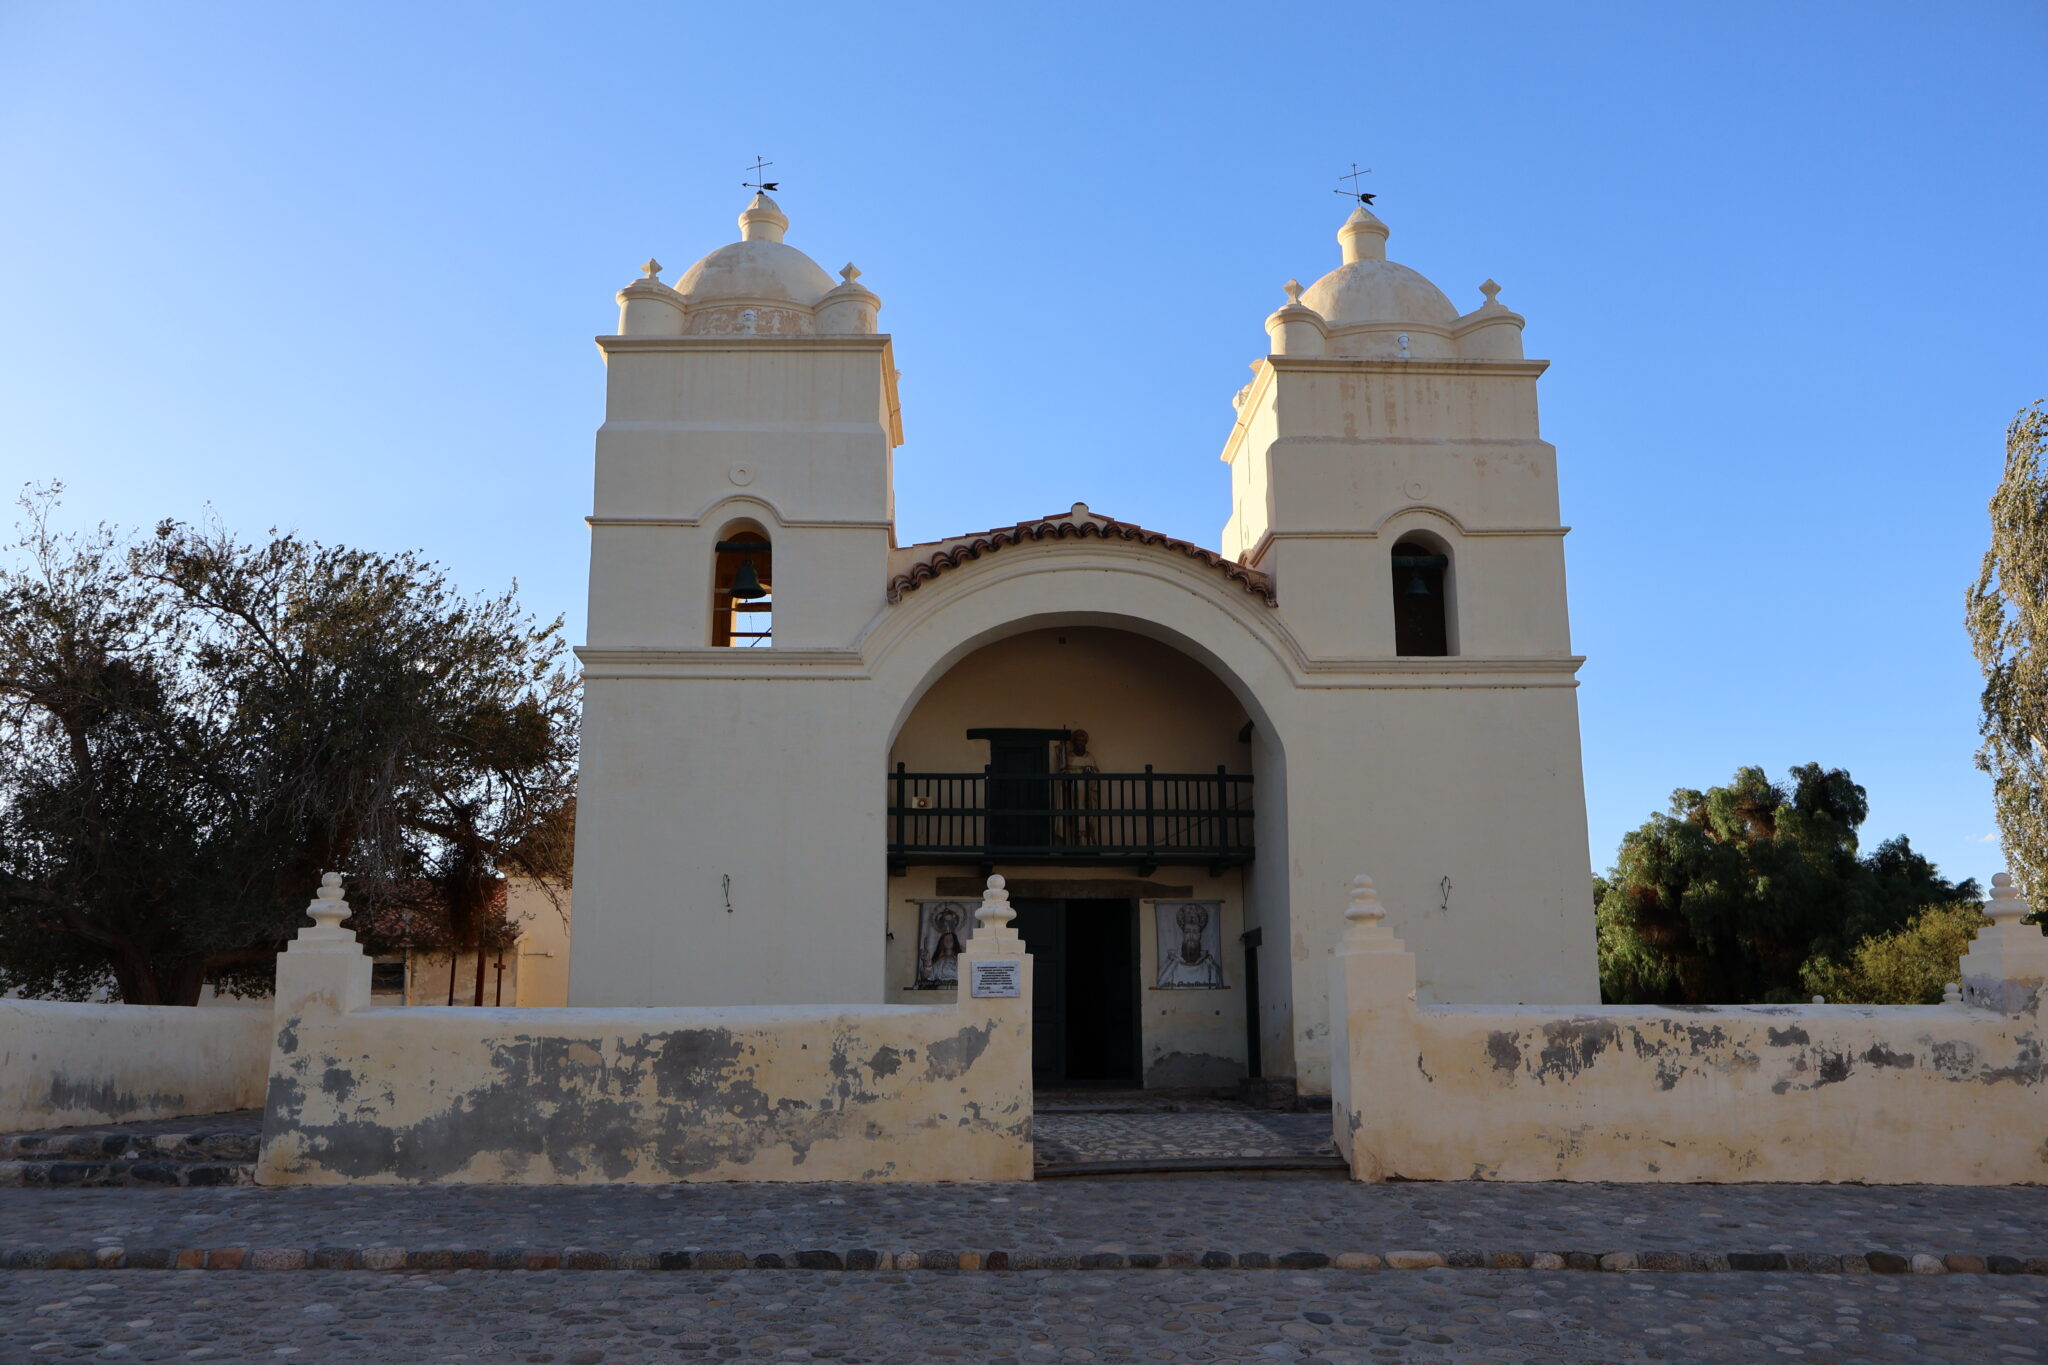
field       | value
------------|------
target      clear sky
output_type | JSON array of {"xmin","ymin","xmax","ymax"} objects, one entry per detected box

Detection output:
[{"xmin": 2, "ymin": 2, "xmax": 2043, "ymax": 892}]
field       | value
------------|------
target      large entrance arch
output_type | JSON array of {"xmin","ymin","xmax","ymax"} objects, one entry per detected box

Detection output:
[{"xmin": 865, "ymin": 557, "xmax": 1302, "ymax": 1091}]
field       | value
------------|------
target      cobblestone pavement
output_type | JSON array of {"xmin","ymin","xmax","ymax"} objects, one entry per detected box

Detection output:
[
  {"xmin": 1036, "ymin": 1091, "xmax": 1256, "ymax": 1113},
  {"xmin": 1, "ymin": 1267, "xmax": 2041, "ymax": 1362},
  {"xmin": 3, "ymin": 1179, "xmax": 2043, "ymax": 1263},
  {"xmin": 1034, "ymin": 1114, "xmax": 1337, "ymax": 1167}
]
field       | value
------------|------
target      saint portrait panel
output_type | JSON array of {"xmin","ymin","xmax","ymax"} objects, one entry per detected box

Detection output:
[
  {"xmin": 913, "ymin": 900, "xmax": 975, "ymax": 989},
  {"xmin": 1153, "ymin": 900, "xmax": 1225, "ymax": 989}
]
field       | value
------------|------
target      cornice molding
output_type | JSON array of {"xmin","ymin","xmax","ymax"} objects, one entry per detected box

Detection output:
[
  {"xmin": 1266, "ymin": 355, "xmax": 1550, "ymax": 378},
  {"xmin": 576, "ymin": 646, "xmax": 870, "ymax": 682},
  {"xmin": 595, "ymin": 334, "xmax": 894, "ymax": 356}
]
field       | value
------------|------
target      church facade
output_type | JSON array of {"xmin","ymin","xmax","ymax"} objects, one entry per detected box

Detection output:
[{"xmin": 567, "ymin": 193, "xmax": 1596, "ymax": 1096}]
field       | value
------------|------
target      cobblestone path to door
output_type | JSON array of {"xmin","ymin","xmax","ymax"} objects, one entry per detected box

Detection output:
[{"xmin": 1033, "ymin": 1091, "xmax": 1343, "ymax": 1176}]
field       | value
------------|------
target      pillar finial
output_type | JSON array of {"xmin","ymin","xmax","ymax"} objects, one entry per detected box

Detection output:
[
  {"xmin": 1346, "ymin": 873, "xmax": 1384, "ymax": 929},
  {"xmin": 977, "ymin": 873, "xmax": 1014, "ymax": 933},
  {"xmin": 294, "ymin": 870, "xmax": 359, "ymax": 947},
  {"xmin": 1986, "ymin": 872, "xmax": 2029, "ymax": 931}
]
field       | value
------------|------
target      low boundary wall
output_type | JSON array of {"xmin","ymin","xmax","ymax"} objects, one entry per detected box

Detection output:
[
  {"xmin": 1331, "ymin": 874, "xmax": 2048, "ymax": 1185},
  {"xmin": 257, "ymin": 875, "xmax": 1034, "ymax": 1185},
  {"xmin": 0, "ymin": 999, "xmax": 269, "ymax": 1132}
]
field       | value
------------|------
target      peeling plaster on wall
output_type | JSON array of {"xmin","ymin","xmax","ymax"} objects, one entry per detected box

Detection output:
[
  {"xmin": 1, "ymin": 999, "xmax": 269, "ymax": 1131},
  {"xmin": 259, "ymin": 1001, "xmax": 1032, "ymax": 1185},
  {"xmin": 1333, "ymin": 947, "xmax": 2048, "ymax": 1184}
]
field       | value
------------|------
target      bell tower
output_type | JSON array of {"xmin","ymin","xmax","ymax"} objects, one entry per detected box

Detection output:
[
  {"xmin": 570, "ymin": 195, "xmax": 904, "ymax": 1007},
  {"xmin": 1216, "ymin": 203, "xmax": 1598, "ymax": 1037},
  {"xmin": 586, "ymin": 192, "xmax": 902, "ymax": 654},
  {"xmin": 1220, "ymin": 205, "xmax": 1569, "ymax": 663}
]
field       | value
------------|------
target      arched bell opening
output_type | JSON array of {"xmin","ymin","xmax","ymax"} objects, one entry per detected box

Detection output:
[
  {"xmin": 1391, "ymin": 534, "xmax": 1454, "ymax": 657},
  {"xmin": 710, "ymin": 522, "xmax": 773, "ymax": 647}
]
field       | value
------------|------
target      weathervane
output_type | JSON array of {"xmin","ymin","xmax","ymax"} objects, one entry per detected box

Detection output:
[
  {"xmin": 742, "ymin": 156, "xmax": 779, "ymax": 193},
  {"xmin": 1334, "ymin": 162, "xmax": 1375, "ymax": 206}
]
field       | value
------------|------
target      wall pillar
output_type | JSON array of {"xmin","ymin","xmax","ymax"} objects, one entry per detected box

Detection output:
[
  {"xmin": 271, "ymin": 873, "xmax": 371, "ymax": 1021},
  {"xmin": 952, "ymin": 874, "xmax": 1035, "ymax": 1180},
  {"xmin": 1959, "ymin": 873, "xmax": 2048, "ymax": 1015},
  {"xmin": 1327, "ymin": 874, "xmax": 1418, "ymax": 1181}
]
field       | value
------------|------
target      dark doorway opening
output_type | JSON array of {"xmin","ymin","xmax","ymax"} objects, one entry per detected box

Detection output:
[
  {"xmin": 970, "ymin": 728, "xmax": 1064, "ymax": 851},
  {"xmin": 1011, "ymin": 898, "xmax": 1140, "ymax": 1087}
]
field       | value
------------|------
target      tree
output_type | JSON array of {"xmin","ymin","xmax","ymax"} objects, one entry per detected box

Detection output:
[
  {"xmin": 1967, "ymin": 400, "xmax": 2048, "ymax": 900},
  {"xmin": 0, "ymin": 490, "xmax": 577, "ymax": 1004},
  {"xmin": 1800, "ymin": 900, "xmax": 1987, "ymax": 1005},
  {"xmin": 1596, "ymin": 763, "xmax": 1975, "ymax": 1004}
]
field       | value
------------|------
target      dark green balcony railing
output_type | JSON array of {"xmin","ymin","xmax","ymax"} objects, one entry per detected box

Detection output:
[{"xmin": 888, "ymin": 765, "xmax": 1254, "ymax": 872}]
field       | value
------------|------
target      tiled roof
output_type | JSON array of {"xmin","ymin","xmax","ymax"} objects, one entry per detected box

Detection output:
[{"xmin": 887, "ymin": 509, "xmax": 1275, "ymax": 606}]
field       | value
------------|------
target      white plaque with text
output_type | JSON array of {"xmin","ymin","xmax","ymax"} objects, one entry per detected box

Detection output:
[{"xmin": 969, "ymin": 959, "xmax": 1021, "ymax": 998}]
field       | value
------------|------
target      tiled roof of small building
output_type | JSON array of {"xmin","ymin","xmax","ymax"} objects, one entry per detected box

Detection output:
[{"xmin": 887, "ymin": 504, "xmax": 1276, "ymax": 605}]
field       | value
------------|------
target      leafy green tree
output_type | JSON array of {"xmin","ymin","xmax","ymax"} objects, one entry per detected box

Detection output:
[
  {"xmin": 1967, "ymin": 400, "xmax": 2048, "ymax": 899},
  {"xmin": 1596, "ymin": 763, "xmax": 1975, "ymax": 1003},
  {"xmin": 1800, "ymin": 900, "xmax": 1986, "ymax": 1005},
  {"xmin": 0, "ymin": 490, "xmax": 577, "ymax": 1004}
]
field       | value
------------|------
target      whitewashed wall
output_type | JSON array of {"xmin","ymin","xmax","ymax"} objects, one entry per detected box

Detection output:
[
  {"xmin": 1330, "ymin": 875, "xmax": 2048, "ymax": 1185},
  {"xmin": 258, "ymin": 876, "xmax": 1033, "ymax": 1185},
  {"xmin": 0, "ymin": 999, "xmax": 269, "ymax": 1131}
]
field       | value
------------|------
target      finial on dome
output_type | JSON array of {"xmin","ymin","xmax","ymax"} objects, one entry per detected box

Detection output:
[
  {"xmin": 1338, "ymin": 204, "xmax": 1389, "ymax": 265},
  {"xmin": 1283, "ymin": 278, "xmax": 1304, "ymax": 304},
  {"xmin": 840, "ymin": 262, "xmax": 862, "ymax": 285},
  {"xmin": 640, "ymin": 258, "xmax": 662, "ymax": 280},
  {"xmin": 1479, "ymin": 278, "xmax": 1501, "ymax": 307},
  {"xmin": 738, "ymin": 191, "xmax": 788, "ymax": 244}
]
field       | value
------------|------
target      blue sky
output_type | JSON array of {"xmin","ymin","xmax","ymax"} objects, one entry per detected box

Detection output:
[{"xmin": 2, "ymin": 2, "xmax": 2043, "ymax": 890}]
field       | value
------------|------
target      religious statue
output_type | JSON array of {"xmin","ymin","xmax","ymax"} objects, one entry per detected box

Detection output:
[
  {"xmin": 1154, "ymin": 901, "xmax": 1225, "ymax": 989},
  {"xmin": 1057, "ymin": 728, "xmax": 1103, "ymax": 847},
  {"xmin": 915, "ymin": 902, "xmax": 971, "ymax": 988}
]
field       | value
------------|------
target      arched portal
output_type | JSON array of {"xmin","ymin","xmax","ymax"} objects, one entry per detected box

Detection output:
[{"xmin": 883, "ymin": 621, "xmax": 1281, "ymax": 1092}]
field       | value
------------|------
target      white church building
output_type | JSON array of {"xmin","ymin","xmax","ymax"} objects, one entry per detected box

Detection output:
[{"xmin": 567, "ymin": 192, "xmax": 1597, "ymax": 1097}]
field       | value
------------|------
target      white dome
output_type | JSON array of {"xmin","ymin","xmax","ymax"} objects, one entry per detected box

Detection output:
[
  {"xmin": 672, "ymin": 193, "xmax": 835, "ymax": 307},
  {"xmin": 1300, "ymin": 259, "xmax": 1458, "ymax": 329},
  {"xmin": 674, "ymin": 240, "xmax": 835, "ymax": 306},
  {"xmin": 1298, "ymin": 206, "xmax": 1458, "ymax": 330}
]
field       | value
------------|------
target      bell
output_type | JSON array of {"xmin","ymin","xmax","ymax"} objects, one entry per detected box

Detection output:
[
  {"xmin": 730, "ymin": 556, "xmax": 769, "ymax": 600},
  {"xmin": 1405, "ymin": 572, "xmax": 1432, "ymax": 598}
]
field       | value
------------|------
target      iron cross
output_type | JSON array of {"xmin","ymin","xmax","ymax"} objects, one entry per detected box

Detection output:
[
  {"xmin": 743, "ymin": 156, "xmax": 779, "ymax": 193},
  {"xmin": 1334, "ymin": 162, "xmax": 1375, "ymax": 206}
]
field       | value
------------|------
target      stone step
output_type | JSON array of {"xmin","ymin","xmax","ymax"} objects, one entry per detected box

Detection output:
[
  {"xmin": 0, "ymin": 1129, "xmax": 260, "ymax": 1163},
  {"xmin": 1036, "ymin": 1154, "xmax": 1350, "ymax": 1178},
  {"xmin": 0, "ymin": 1159, "xmax": 255, "ymax": 1188}
]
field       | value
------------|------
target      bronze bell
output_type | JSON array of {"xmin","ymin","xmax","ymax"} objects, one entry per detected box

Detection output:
[
  {"xmin": 1405, "ymin": 571, "xmax": 1432, "ymax": 598},
  {"xmin": 730, "ymin": 556, "xmax": 769, "ymax": 600}
]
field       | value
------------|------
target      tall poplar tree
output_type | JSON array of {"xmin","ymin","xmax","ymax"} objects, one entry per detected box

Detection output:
[{"xmin": 1967, "ymin": 401, "xmax": 2048, "ymax": 898}]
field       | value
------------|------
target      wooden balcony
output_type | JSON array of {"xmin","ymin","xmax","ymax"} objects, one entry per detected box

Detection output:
[{"xmin": 887, "ymin": 765, "xmax": 1254, "ymax": 874}]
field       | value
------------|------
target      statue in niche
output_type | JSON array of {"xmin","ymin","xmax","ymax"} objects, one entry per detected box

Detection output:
[
  {"xmin": 1057, "ymin": 728, "xmax": 1103, "ymax": 846},
  {"xmin": 1155, "ymin": 901, "xmax": 1225, "ymax": 989},
  {"xmin": 914, "ymin": 901, "xmax": 972, "ymax": 988}
]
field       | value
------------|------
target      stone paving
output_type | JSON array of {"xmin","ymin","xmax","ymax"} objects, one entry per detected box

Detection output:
[
  {"xmin": 0, "ymin": 1112, "xmax": 260, "ymax": 1146},
  {"xmin": 1034, "ymin": 1113, "xmax": 1340, "ymax": 1172},
  {"xmin": 3, "ymin": 1179, "xmax": 2044, "ymax": 1269},
  {"xmin": 0, "ymin": 1112, "xmax": 261, "ymax": 1189},
  {"xmin": 3, "ymin": 1267, "xmax": 2044, "ymax": 1361}
]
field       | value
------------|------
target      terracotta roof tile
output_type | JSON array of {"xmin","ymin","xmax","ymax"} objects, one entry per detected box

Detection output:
[{"xmin": 887, "ymin": 509, "xmax": 1275, "ymax": 606}]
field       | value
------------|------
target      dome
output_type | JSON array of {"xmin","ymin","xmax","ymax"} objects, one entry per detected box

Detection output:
[
  {"xmin": 672, "ymin": 193, "xmax": 835, "ymax": 308},
  {"xmin": 1297, "ymin": 206, "xmax": 1458, "ymax": 330}
]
